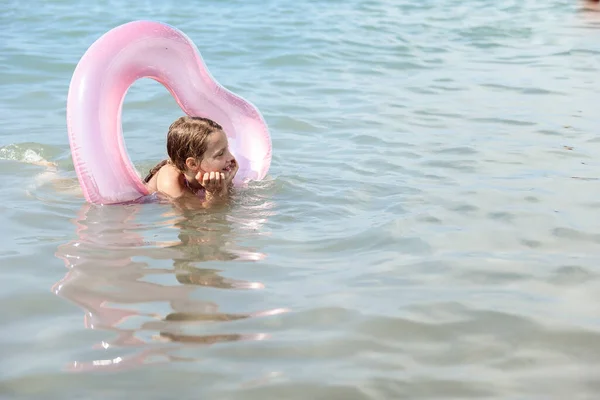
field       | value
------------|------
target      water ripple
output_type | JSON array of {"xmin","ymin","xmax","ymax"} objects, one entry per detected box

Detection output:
[{"xmin": 1, "ymin": 0, "xmax": 600, "ymax": 398}]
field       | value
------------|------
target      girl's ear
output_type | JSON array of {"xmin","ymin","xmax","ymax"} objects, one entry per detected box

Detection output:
[{"xmin": 185, "ymin": 157, "xmax": 199, "ymax": 171}]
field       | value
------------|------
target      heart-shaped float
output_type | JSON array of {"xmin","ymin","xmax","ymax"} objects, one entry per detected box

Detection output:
[{"xmin": 67, "ymin": 20, "xmax": 271, "ymax": 205}]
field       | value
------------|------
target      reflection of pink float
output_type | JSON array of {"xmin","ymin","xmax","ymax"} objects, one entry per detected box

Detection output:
[
  {"xmin": 53, "ymin": 202, "xmax": 288, "ymax": 372},
  {"xmin": 67, "ymin": 20, "xmax": 272, "ymax": 205}
]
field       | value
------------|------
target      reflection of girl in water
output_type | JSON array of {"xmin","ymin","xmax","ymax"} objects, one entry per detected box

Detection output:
[
  {"xmin": 53, "ymin": 202, "xmax": 284, "ymax": 372},
  {"xmin": 168, "ymin": 210, "xmax": 265, "ymax": 289}
]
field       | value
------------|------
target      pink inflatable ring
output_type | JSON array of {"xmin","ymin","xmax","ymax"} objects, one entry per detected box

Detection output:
[{"xmin": 67, "ymin": 20, "xmax": 272, "ymax": 205}]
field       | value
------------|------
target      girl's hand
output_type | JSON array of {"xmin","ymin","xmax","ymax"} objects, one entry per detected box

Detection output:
[
  {"xmin": 200, "ymin": 171, "xmax": 226, "ymax": 196},
  {"xmin": 225, "ymin": 159, "xmax": 238, "ymax": 186}
]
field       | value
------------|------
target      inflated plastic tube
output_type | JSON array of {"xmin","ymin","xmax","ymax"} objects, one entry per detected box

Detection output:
[{"xmin": 67, "ymin": 20, "xmax": 271, "ymax": 205}]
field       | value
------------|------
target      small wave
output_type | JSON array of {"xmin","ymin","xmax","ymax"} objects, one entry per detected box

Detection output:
[
  {"xmin": 0, "ymin": 142, "xmax": 58, "ymax": 168},
  {"xmin": 0, "ymin": 143, "xmax": 83, "ymax": 200}
]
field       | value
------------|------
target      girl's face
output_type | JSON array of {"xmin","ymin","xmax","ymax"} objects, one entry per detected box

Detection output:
[{"xmin": 198, "ymin": 130, "xmax": 236, "ymax": 178}]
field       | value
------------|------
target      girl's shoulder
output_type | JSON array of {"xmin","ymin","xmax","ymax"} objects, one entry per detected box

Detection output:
[{"xmin": 155, "ymin": 163, "xmax": 186, "ymax": 198}]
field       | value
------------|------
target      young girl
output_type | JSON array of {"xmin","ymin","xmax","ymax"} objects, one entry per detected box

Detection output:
[{"xmin": 144, "ymin": 116, "xmax": 238, "ymax": 208}]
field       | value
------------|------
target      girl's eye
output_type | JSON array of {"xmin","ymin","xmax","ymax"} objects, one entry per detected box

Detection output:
[{"xmin": 217, "ymin": 151, "xmax": 224, "ymax": 157}]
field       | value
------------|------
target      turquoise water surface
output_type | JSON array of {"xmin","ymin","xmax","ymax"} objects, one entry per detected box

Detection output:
[{"xmin": 1, "ymin": 1, "xmax": 600, "ymax": 398}]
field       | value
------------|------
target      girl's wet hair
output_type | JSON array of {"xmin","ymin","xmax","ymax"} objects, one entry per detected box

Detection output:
[{"xmin": 144, "ymin": 116, "xmax": 223, "ymax": 183}]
